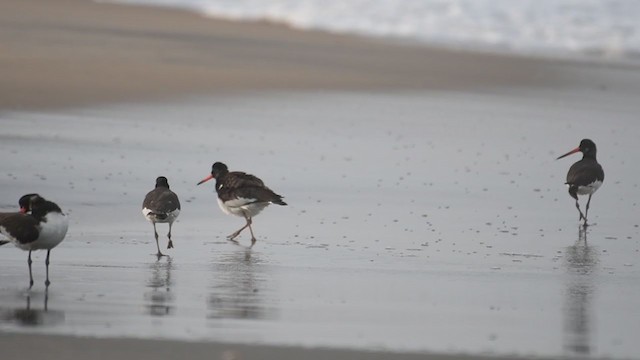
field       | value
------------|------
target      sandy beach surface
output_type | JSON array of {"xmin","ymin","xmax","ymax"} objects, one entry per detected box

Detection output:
[{"xmin": 2, "ymin": 1, "xmax": 640, "ymax": 360}]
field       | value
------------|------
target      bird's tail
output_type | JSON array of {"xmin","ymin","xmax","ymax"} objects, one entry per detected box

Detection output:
[
  {"xmin": 254, "ymin": 187, "xmax": 287, "ymax": 206},
  {"xmin": 149, "ymin": 212, "xmax": 168, "ymax": 220},
  {"xmin": 568, "ymin": 185, "xmax": 579, "ymax": 200},
  {"xmin": 0, "ymin": 240, "xmax": 9, "ymax": 246},
  {"xmin": 271, "ymin": 195, "xmax": 287, "ymax": 206},
  {"xmin": 273, "ymin": 199, "xmax": 287, "ymax": 206}
]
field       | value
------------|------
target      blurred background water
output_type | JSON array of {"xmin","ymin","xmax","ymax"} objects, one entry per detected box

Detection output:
[{"xmin": 107, "ymin": 0, "xmax": 640, "ymax": 62}]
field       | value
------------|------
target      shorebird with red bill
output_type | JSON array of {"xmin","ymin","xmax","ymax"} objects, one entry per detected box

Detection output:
[
  {"xmin": 0, "ymin": 194, "xmax": 69, "ymax": 288},
  {"xmin": 557, "ymin": 139, "xmax": 604, "ymax": 226},
  {"xmin": 142, "ymin": 176, "xmax": 181, "ymax": 258},
  {"xmin": 197, "ymin": 162, "xmax": 287, "ymax": 247}
]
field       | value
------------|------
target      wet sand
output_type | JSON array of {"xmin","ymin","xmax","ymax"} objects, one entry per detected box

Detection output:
[
  {"xmin": 0, "ymin": 333, "xmax": 509, "ymax": 360},
  {"xmin": 2, "ymin": 90, "xmax": 640, "ymax": 359},
  {"xmin": 2, "ymin": 1, "xmax": 640, "ymax": 360}
]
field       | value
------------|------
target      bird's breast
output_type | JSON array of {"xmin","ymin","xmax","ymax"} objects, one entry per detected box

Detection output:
[{"xmin": 31, "ymin": 212, "xmax": 68, "ymax": 250}]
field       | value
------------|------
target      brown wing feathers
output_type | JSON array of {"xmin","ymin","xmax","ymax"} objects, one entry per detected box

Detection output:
[{"xmin": 0, "ymin": 213, "xmax": 40, "ymax": 244}]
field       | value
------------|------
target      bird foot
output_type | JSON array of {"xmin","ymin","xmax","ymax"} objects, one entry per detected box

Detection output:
[{"xmin": 167, "ymin": 240, "xmax": 174, "ymax": 249}]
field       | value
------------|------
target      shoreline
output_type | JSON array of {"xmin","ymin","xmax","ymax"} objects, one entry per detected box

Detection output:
[
  {"xmin": 0, "ymin": 332, "xmax": 556, "ymax": 360},
  {"xmin": 112, "ymin": 1, "xmax": 640, "ymax": 70},
  {"xmin": 1, "ymin": 0, "xmax": 633, "ymax": 111}
]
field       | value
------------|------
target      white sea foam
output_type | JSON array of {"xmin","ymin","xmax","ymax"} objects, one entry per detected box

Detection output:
[{"xmin": 106, "ymin": 0, "xmax": 640, "ymax": 62}]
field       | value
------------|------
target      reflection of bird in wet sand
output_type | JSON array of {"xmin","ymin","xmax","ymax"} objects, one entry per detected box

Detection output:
[
  {"xmin": 208, "ymin": 249, "xmax": 272, "ymax": 320},
  {"xmin": 0, "ymin": 194, "xmax": 68, "ymax": 289},
  {"xmin": 0, "ymin": 292, "xmax": 64, "ymax": 327},
  {"xmin": 556, "ymin": 139, "xmax": 604, "ymax": 227},
  {"xmin": 197, "ymin": 162, "xmax": 287, "ymax": 247},
  {"xmin": 144, "ymin": 257, "xmax": 174, "ymax": 317},
  {"xmin": 142, "ymin": 176, "xmax": 181, "ymax": 258},
  {"xmin": 563, "ymin": 227, "xmax": 598, "ymax": 356}
]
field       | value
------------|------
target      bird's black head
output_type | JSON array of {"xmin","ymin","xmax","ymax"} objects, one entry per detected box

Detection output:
[
  {"xmin": 28, "ymin": 195, "xmax": 63, "ymax": 220},
  {"xmin": 155, "ymin": 176, "xmax": 170, "ymax": 189},
  {"xmin": 18, "ymin": 193, "xmax": 40, "ymax": 213},
  {"xmin": 197, "ymin": 162, "xmax": 229, "ymax": 186},
  {"xmin": 579, "ymin": 139, "xmax": 597, "ymax": 158},
  {"xmin": 556, "ymin": 139, "xmax": 598, "ymax": 160},
  {"xmin": 27, "ymin": 195, "xmax": 47, "ymax": 218},
  {"xmin": 211, "ymin": 162, "xmax": 229, "ymax": 178}
]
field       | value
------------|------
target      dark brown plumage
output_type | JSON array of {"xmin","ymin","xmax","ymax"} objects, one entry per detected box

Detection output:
[
  {"xmin": 0, "ymin": 194, "xmax": 68, "ymax": 288},
  {"xmin": 557, "ymin": 139, "xmax": 604, "ymax": 226},
  {"xmin": 0, "ymin": 213, "xmax": 40, "ymax": 245},
  {"xmin": 142, "ymin": 176, "xmax": 181, "ymax": 258},
  {"xmin": 198, "ymin": 162, "xmax": 286, "ymax": 247}
]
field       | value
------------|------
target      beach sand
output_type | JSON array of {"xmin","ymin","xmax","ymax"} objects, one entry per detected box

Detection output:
[
  {"xmin": 1, "ymin": 0, "xmax": 626, "ymax": 110},
  {"xmin": 2, "ymin": 1, "xmax": 640, "ymax": 360}
]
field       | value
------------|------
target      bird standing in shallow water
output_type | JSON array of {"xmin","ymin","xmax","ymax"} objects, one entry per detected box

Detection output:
[
  {"xmin": 0, "ymin": 194, "xmax": 69, "ymax": 288},
  {"xmin": 197, "ymin": 162, "xmax": 287, "ymax": 247},
  {"xmin": 557, "ymin": 139, "xmax": 604, "ymax": 227},
  {"xmin": 142, "ymin": 176, "xmax": 181, "ymax": 258}
]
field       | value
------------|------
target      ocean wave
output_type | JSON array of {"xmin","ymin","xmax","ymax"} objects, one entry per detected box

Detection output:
[{"xmin": 107, "ymin": 0, "xmax": 640, "ymax": 62}]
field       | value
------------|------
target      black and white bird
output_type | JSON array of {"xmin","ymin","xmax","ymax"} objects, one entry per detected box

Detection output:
[
  {"xmin": 142, "ymin": 176, "xmax": 181, "ymax": 257},
  {"xmin": 557, "ymin": 139, "xmax": 604, "ymax": 226},
  {"xmin": 0, "ymin": 194, "xmax": 69, "ymax": 288},
  {"xmin": 197, "ymin": 162, "xmax": 287, "ymax": 247}
]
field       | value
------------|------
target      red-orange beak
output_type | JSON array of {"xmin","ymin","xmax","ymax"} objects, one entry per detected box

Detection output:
[
  {"xmin": 556, "ymin": 146, "xmax": 580, "ymax": 160},
  {"xmin": 197, "ymin": 174, "xmax": 214, "ymax": 185},
  {"xmin": 19, "ymin": 207, "xmax": 28, "ymax": 214}
]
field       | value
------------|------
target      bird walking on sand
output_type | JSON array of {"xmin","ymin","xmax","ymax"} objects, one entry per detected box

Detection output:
[
  {"xmin": 197, "ymin": 162, "xmax": 287, "ymax": 247},
  {"xmin": 0, "ymin": 194, "xmax": 69, "ymax": 288},
  {"xmin": 557, "ymin": 139, "xmax": 604, "ymax": 226},
  {"xmin": 142, "ymin": 176, "xmax": 181, "ymax": 258}
]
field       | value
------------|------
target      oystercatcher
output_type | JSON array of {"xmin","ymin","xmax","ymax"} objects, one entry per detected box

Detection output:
[
  {"xmin": 557, "ymin": 139, "xmax": 604, "ymax": 226},
  {"xmin": 197, "ymin": 162, "xmax": 287, "ymax": 247},
  {"xmin": 142, "ymin": 176, "xmax": 181, "ymax": 258},
  {"xmin": 0, "ymin": 194, "xmax": 69, "ymax": 288}
]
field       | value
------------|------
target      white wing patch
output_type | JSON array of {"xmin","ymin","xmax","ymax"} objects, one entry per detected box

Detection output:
[
  {"xmin": 0, "ymin": 225, "xmax": 18, "ymax": 244},
  {"xmin": 224, "ymin": 197, "xmax": 258, "ymax": 208}
]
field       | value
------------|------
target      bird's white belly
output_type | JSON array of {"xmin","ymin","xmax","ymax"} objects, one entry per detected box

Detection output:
[
  {"xmin": 218, "ymin": 197, "xmax": 269, "ymax": 218},
  {"xmin": 576, "ymin": 180, "xmax": 602, "ymax": 195},
  {"xmin": 25, "ymin": 212, "xmax": 69, "ymax": 251}
]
